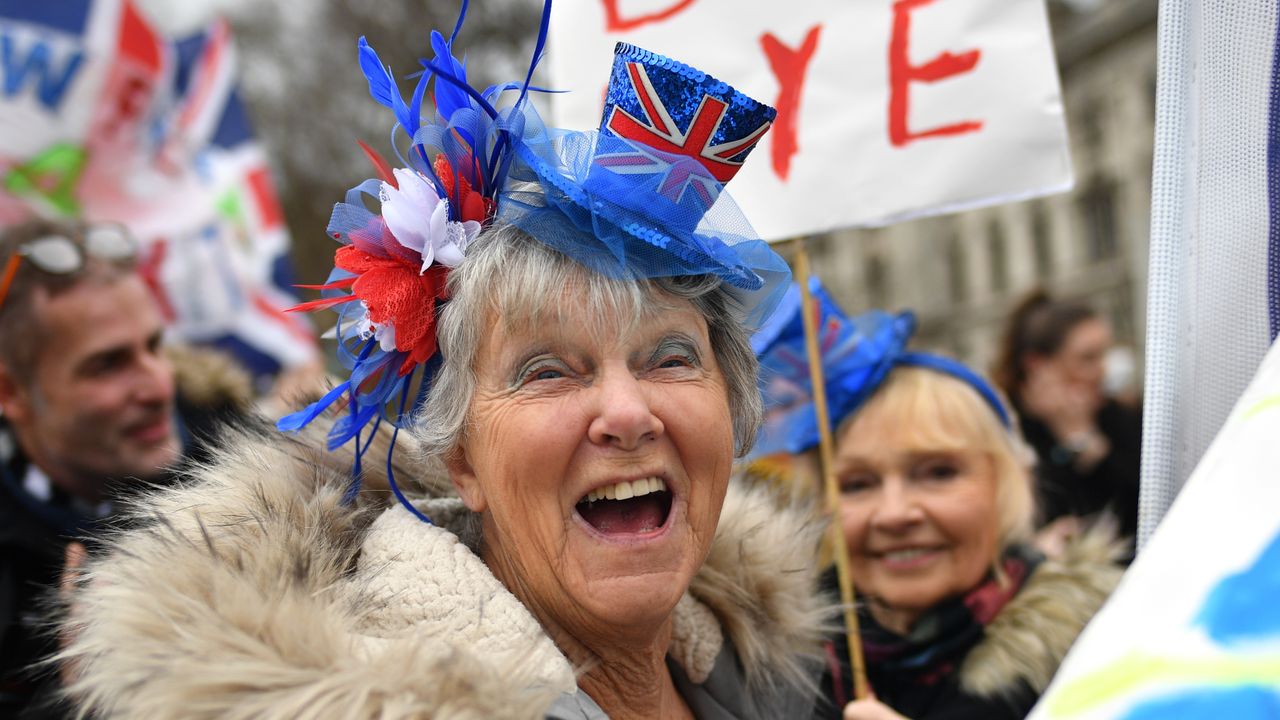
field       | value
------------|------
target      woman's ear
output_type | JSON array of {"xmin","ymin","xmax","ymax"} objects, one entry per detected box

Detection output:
[{"xmin": 445, "ymin": 445, "xmax": 487, "ymax": 513}]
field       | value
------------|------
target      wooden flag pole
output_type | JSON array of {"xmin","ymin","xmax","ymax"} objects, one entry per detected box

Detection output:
[{"xmin": 793, "ymin": 237, "xmax": 870, "ymax": 701}]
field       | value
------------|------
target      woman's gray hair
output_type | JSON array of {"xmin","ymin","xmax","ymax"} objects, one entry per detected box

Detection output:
[{"xmin": 410, "ymin": 222, "xmax": 763, "ymax": 459}]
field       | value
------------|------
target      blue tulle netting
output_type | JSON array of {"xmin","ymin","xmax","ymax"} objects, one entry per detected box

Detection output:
[
  {"xmin": 501, "ymin": 118, "xmax": 791, "ymax": 329},
  {"xmin": 752, "ymin": 280, "xmax": 1011, "ymax": 456}
]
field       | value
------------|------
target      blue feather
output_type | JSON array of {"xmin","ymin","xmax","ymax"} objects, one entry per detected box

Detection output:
[
  {"xmin": 385, "ymin": 378, "xmax": 434, "ymax": 524},
  {"xmin": 357, "ymin": 37, "xmax": 395, "ymax": 109},
  {"xmin": 449, "ymin": 0, "xmax": 469, "ymax": 45},
  {"xmin": 516, "ymin": 0, "xmax": 553, "ymax": 109},
  {"xmin": 483, "ymin": 82, "xmax": 563, "ymax": 101},
  {"xmin": 429, "ymin": 30, "xmax": 472, "ymax": 121},
  {"xmin": 349, "ymin": 350, "xmax": 395, "ymax": 394},
  {"xmin": 386, "ymin": 423, "xmax": 434, "ymax": 524},
  {"xmin": 358, "ymin": 37, "xmax": 415, "ymax": 136},
  {"xmin": 407, "ymin": 62, "xmax": 430, "ymax": 138},
  {"xmin": 341, "ymin": 414, "xmax": 383, "ymax": 505},
  {"xmin": 277, "ymin": 381, "xmax": 350, "ymax": 432},
  {"xmin": 328, "ymin": 402, "xmax": 380, "ymax": 450},
  {"xmin": 421, "ymin": 58, "xmax": 499, "ymax": 120},
  {"xmin": 491, "ymin": 0, "xmax": 553, "ymax": 189}
]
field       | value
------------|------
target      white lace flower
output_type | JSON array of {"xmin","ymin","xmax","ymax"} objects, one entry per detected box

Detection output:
[
  {"xmin": 372, "ymin": 322, "xmax": 397, "ymax": 352},
  {"xmin": 380, "ymin": 167, "xmax": 482, "ymax": 273},
  {"xmin": 353, "ymin": 305, "xmax": 397, "ymax": 352}
]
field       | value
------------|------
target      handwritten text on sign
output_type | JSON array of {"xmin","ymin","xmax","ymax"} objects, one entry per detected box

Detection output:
[{"xmin": 548, "ymin": 0, "xmax": 1072, "ymax": 239}]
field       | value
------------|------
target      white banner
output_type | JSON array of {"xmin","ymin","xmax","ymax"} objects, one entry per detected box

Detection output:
[{"xmin": 547, "ymin": 0, "xmax": 1072, "ymax": 240}]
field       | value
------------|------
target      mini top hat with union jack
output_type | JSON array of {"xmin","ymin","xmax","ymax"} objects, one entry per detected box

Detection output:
[
  {"xmin": 280, "ymin": 2, "xmax": 791, "ymax": 519},
  {"xmin": 500, "ymin": 42, "xmax": 791, "ymax": 328}
]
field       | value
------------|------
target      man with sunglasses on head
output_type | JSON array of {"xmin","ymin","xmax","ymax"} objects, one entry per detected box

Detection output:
[{"xmin": 0, "ymin": 218, "xmax": 249, "ymax": 717}]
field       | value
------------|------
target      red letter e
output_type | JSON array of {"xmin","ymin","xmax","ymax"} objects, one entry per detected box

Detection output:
[{"xmin": 888, "ymin": 0, "xmax": 983, "ymax": 147}]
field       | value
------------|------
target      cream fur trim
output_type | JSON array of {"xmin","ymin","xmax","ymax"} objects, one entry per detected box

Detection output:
[
  {"xmin": 352, "ymin": 502, "xmax": 577, "ymax": 692},
  {"xmin": 166, "ymin": 343, "xmax": 253, "ymax": 409},
  {"xmin": 56, "ymin": 424, "xmax": 830, "ymax": 717},
  {"xmin": 960, "ymin": 523, "xmax": 1127, "ymax": 698}
]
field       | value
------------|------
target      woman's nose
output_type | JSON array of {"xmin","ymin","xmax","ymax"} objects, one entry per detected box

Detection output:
[
  {"xmin": 870, "ymin": 480, "xmax": 924, "ymax": 531},
  {"xmin": 587, "ymin": 368, "xmax": 664, "ymax": 451}
]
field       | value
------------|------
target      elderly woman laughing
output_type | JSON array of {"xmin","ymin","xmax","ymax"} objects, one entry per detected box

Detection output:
[
  {"xmin": 56, "ymin": 5, "xmax": 828, "ymax": 720},
  {"xmin": 429, "ymin": 229, "xmax": 774, "ymax": 718}
]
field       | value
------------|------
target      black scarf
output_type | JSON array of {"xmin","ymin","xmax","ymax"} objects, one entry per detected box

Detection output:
[{"xmin": 820, "ymin": 545, "xmax": 1045, "ymax": 714}]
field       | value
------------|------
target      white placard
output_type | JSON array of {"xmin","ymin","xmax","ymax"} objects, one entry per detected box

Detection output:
[{"xmin": 547, "ymin": 0, "xmax": 1072, "ymax": 240}]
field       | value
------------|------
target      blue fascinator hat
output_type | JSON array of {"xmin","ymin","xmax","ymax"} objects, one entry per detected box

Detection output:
[
  {"xmin": 500, "ymin": 43, "xmax": 791, "ymax": 329},
  {"xmin": 752, "ymin": 279, "xmax": 1011, "ymax": 456},
  {"xmin": 278, "ymin": 2, "xmax": 791, "ymax": 520}
]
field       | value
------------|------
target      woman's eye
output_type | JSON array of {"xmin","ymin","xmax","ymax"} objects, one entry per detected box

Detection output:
[
  {"xmin": 517, "ymin": 361, "xmax": 569, "ymax": 386},
  {"xmin": 648, "ymin": 339, "xmax": 700, "ymax": 372},
  {"xmin": 839, "ymin": 475, "xmax": 876, "ymax": 494},
  {"xmin": 918, "ymin": 462, "xmax": 960, "ymax": 481}
]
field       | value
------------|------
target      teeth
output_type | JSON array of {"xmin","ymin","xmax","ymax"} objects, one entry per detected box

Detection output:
[
  {"xmin": 582, "ymin": 477, "xmax": 667, "ymax": 504},
  {"xmin": 883, "ymin": 548, "xmax": 934, "ymax": 561}
]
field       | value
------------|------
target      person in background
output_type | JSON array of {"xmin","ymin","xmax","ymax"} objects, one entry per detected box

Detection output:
[
  {"xmin": 751, "ymin": 291, "xmax": 1123, "ymax": 720},
  {"xmin": 0, "ymin": 4, "xmax": 323, "ymax": 407},
  {"xmin": 992, "ymin": 290, "xmax": 1142, "ymax": 546},
  {"xmin": 0, "ymin": 218, "xmax": 248, "ymax": 718}
]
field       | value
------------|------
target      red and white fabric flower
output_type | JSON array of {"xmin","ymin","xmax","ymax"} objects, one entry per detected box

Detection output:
[{"xmin": 381, "ymin": 168, "xmax": 481, "ymax": 273}]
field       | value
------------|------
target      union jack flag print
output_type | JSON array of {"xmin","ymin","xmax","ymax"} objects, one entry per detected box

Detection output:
[{"xmin": 597, "ymin": 59, "xmax": 772, "ymax": 208}]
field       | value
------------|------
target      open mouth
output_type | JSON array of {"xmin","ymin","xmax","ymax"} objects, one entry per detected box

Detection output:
[{"xmin": 575, "ymin": 477, "xmax": 674, "ymax": 536}]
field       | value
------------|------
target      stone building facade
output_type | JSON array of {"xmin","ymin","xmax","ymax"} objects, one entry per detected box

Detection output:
[{"xmin": 804, "ymin": 0, "xmax": 1158, "ymax": 379}]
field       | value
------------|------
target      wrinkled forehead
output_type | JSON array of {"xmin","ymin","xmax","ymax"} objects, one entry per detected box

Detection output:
[{"xmin": 473, "ymin": 272, "xmax": 707, "ymax": 371}]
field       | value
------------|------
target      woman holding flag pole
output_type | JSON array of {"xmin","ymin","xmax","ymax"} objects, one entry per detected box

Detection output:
[{"xmin": 752, "ymin": 279, "xmax": 1124, "ymax": 719}]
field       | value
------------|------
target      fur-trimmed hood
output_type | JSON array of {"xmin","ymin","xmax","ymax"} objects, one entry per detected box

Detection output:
[
  {"xmin": 166, "ymin": 343, "xmax": 254, "ymax": 412},
  {"xmin": 58, "ymin": 420, "xmax": 830, "ymax": 719},
  {"xmin": 959, "ymin": 526, "xmax": 1126, "ymax": 699}
]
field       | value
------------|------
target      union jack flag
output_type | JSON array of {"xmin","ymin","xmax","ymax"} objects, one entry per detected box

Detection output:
[{"xmin": 596, "ymin": 61, "xmax": 771, "ymax": 208}]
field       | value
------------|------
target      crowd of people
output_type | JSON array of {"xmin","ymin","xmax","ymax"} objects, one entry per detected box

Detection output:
[{"xmin": 0, "ymin": 6, "xmax": 1146, "ymax": 720}]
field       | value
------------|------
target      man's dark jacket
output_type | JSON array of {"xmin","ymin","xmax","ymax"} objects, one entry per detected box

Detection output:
[{"xmin": 0, "ymin": 346, "xmax": 251, "ymax": 718}]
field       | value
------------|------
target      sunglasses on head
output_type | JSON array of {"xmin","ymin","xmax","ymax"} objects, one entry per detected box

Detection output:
[{"xmin": 0, "ymin": 224, "xmax": 138, "ymax": 313}]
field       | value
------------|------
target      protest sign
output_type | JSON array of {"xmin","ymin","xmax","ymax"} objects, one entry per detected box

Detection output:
[{"xmin": 547, "ymin": 0, "xmax": 1072, "ymax": 239}]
